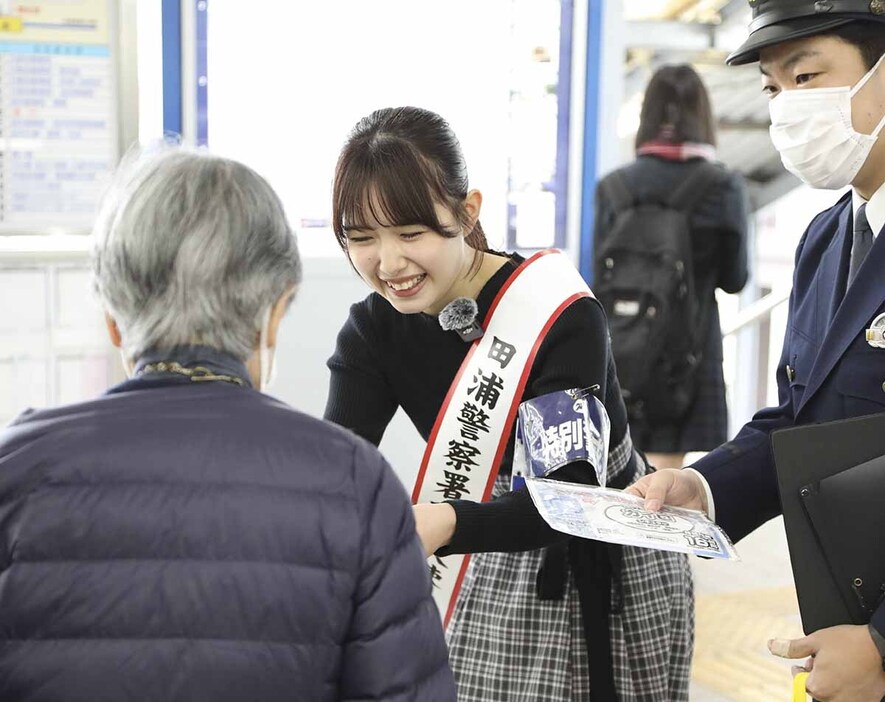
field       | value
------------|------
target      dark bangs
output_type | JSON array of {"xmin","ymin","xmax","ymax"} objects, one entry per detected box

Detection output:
[{"xmin": 332, "ymin": 135, "xmax": 464, "ymax": 251}]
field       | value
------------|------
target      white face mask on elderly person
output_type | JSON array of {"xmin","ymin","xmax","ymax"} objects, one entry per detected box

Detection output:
[
  {"xmin": 768, "ymin": 52, "xmax": 885, "ymax": 190},
  {"xmin": 259, "ymin": 304, "xmax": 278, "ymax": 391}
]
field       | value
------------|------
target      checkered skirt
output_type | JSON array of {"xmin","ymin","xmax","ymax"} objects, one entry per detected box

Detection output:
[{"xmin": 445, "ymin": 434, "xmax": 694, "ymax": 701}]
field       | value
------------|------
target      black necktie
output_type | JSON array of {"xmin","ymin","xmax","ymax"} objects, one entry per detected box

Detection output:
[{"xmin": 848, "ymin": 203, "xmax": 873, "ymax": 287}]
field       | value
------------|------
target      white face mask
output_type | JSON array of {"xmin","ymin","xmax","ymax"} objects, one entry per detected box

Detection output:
[
  {"xmin": 769, "ymin": 53, "xmax": 885, "ymax": 190},
  {"xmin": 120, "ymin": 350, "xmax": 134, "ymax": 378},
  {"xmin": 259, "ymin": 304, "xmax": 277, "ymax": 392}
]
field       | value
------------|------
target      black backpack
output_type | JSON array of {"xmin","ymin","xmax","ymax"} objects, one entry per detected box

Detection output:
[{"xmin": 594, "ymin": 161, "xmax": 726, "ymax": 423}]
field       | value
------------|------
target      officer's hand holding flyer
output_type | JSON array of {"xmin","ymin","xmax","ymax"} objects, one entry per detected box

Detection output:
[{"xmin": 515, "ymin": 388, "xmax": 739, "ymax": 560}]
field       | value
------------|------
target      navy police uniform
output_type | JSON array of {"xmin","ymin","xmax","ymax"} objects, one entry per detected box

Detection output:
[
  {"xmin": 694, "ymin": 192, "xmax": 884, "ymax": 541},
  {"xmin": 692, "ymin": 0, "xmax": 885, "ymax": 639}
]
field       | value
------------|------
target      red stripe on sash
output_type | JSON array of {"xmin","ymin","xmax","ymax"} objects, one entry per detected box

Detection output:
[
  {"xmin": 411, "ymin": 341, "xmax": 480, "ymax": 503},
  {"xmin": 482, "ymin": 249, "xmax": 557, "ymax": 329},
  {"xmin": 441, "ymin": 290, "xmax": 590, "ymax": 626}
]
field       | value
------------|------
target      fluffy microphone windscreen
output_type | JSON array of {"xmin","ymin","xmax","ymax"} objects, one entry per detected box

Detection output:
[{"xmin": 438, "ymin": 297, "xmax": 479, "ymax": 331}]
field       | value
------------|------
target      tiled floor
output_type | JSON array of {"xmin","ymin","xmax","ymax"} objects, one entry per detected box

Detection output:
[
  {"xmin": 689, "ymin": 517, "xmax": 805, "ymax": 701},
  {"xmin": 692, "ymin": 586, "xmax": 803, "ymax": 700}
]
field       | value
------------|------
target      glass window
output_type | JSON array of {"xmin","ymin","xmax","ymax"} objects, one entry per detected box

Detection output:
[{"xmin": 207, "ymin": 0, "xmax": 570, "ymax": 256}]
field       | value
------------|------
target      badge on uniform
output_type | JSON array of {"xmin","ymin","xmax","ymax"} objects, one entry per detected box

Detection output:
[{"xmin": 867, "ymin": 312, "xmax": 885, "ymax": 349}]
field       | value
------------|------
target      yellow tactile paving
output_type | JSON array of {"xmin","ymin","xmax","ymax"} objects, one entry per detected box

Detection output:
[{"xmin": 692, "ymin": 587, "xmax": 805, "ymax": 701}]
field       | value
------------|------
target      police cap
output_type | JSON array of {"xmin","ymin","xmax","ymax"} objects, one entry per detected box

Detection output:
[{"xmin": 727, "ymin": 0, "xmax": 885, "ymax": 66}]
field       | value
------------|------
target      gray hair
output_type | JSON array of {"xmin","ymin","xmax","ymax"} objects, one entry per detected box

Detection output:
[{"xmin": 92, "ymin": 144, "xmax": 302, "ymax": 361}]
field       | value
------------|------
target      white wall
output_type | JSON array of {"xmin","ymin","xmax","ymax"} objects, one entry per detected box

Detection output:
[
  {"xmin": 206, "ymin": 0, "xmax": 515, "ymax": 256},
  {"xmin": 272, "ymin": 255, "xmax": 425, "ymax": 487},
  {"xmin": 596, "ymin": 0, "xmax": 626, "ymax": 176},
  {"xmin": 0, "ymin": 253, "xmax": 116, "ymax": 427}
]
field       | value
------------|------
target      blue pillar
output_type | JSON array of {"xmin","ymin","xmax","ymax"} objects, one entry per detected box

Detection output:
[
  {"xmin": 195, "ymin": 0, "xmax": 208, "ymax": 146},
  {"xmin": 161, "ymin": 0, "xmax": 182, "ymax": 137},
  {"xmin": 578, "ymin": 0, "xmax": 604, "ymax": 283},
  {"xmin": 162, "ymin": 0, "xmax": 207, "ymax": 145}
]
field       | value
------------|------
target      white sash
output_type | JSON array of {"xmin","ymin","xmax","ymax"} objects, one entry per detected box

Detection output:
[{"xmin": 411, "ymin": 249, "xmax": 594, "ymax": 623}]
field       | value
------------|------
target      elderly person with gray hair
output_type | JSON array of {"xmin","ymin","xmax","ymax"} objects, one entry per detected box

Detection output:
[{"xmin": 0, "ymin": 147, "xmax": 455, "ymax": 702}]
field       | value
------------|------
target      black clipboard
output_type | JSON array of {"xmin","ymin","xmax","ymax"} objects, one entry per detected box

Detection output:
[{"xmin": 772, "ymin": 412, "xmax": 885, "ymax": 634}]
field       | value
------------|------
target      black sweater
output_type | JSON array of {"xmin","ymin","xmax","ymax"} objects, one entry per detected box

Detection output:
[{"xmin": 325, "ymin": 254, "xmax": 636, "ymax": 555}]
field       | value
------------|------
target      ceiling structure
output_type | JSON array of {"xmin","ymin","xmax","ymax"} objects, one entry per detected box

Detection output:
[{"xmin": 620, "ymin": 0, "xmax": 801, "ymax": 210}]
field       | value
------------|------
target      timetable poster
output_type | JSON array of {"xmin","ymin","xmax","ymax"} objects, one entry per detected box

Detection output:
[{"xmin": 0, "ymin": 0, "xmax": 117, "ymax": 231}]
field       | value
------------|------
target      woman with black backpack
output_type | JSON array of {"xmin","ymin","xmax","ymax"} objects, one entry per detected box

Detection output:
[{"xmin": 593, "ymin": 64, "xmax": 749, "ymax": 471}]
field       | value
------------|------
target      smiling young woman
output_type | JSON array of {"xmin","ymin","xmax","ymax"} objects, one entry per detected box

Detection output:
[
  {"xmin": 342, "ymin": 191, "xmax": 508, "ymax": 315},
  {"xmin": 323, "ymin": 105, "xmax": 695, "ymax": 701}
]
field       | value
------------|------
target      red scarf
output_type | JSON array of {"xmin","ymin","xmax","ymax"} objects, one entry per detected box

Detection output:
[{"xmin": 636, "ymin": 139, "xmax": 717, "ymax": 162}]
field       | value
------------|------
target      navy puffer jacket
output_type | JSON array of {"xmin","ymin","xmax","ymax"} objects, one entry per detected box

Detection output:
[{"xmin": 0, "ymin": 351, "xmax": 454, "ymax": 702}]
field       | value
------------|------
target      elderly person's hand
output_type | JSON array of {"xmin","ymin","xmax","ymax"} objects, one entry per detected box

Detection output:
[
  {"xmin": 625, "ymin": 468, "xmax": 709, "ymax": 514},
  {"xmin": 769, "ymin": 625, "xmax": 885, "ymax": 701},
  {"xmin": 413, "ymin": 503, "xmax": 456, "ymax": 557}
]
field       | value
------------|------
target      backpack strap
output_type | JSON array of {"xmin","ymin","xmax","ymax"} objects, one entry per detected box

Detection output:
[
  {"xmin": 666, "ymin": 161, "xmax": 728, "ymax": 213},
  {"xmin": 599, "ymin": 171, "xmax": 635, "ymax": 212}
]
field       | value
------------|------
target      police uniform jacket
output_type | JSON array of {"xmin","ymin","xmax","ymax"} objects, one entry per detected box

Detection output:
[{"xmin": 694, "ymin": 187, "xmax": 885, "ymax": 631}]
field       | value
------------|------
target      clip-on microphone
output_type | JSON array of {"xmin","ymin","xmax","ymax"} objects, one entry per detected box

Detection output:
[{"xmin": 439, "ymin": 297, "xmax": 484, "ymax": 342}]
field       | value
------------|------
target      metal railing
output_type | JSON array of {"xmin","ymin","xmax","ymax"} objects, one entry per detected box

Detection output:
[
  {"xmin": 721, "ymin": 287, "xmax": 792, "ymax": 435},
  {"xmin": 722, "ymin": 288, "xmax": 791, "ymax": 337}
]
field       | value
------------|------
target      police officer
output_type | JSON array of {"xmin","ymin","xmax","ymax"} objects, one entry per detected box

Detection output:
[{"xmin": 629, "ymin": 1, "xmax": 885, "ymax": 700}]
